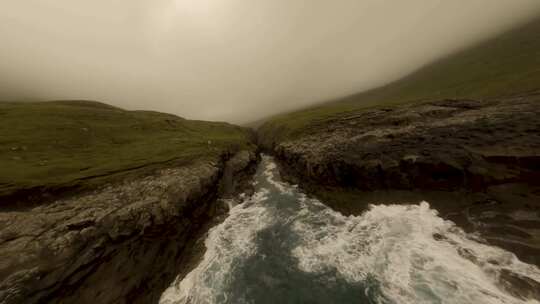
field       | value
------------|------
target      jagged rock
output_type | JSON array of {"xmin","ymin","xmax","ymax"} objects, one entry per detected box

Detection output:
[
  {"xmin": 265, "ymin": 97, "xmax": 540, "ymax": 192},
  {"xmin": 259, "ymin": 95, "xmax": 540, "ymax": 267},
  {"xmin": 0, "ymin": 150, "xmax": 258, "ymax": 304}
]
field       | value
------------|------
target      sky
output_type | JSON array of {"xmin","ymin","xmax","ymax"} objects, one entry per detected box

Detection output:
[{"xmin": 1, "ymin": 1, "xmax": 540, "ymax": 123}]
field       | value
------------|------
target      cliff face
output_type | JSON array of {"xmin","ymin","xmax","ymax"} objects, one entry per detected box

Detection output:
[
  {"xmin": 261, "ymin": 96, "xmax": 540, "ymax": 191},
  {"xmin": 0, "ymin": 100, "xmax": 255, "ymax": 206},
  {"xmin": 0, "ymin": 150, "xmax": 258, "ymax": 304},
  {"xmin": 258, "ymin": 95, "xmax": 540, "ymax": 266}
]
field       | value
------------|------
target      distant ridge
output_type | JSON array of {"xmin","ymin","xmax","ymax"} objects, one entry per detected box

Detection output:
[
  {"xmin": 43, "ymin": 100, "xmax": 121, "ymax": 110},
  {"xmin": 259, "ymin": 15, "xmax": 540, "ymax": 137}
]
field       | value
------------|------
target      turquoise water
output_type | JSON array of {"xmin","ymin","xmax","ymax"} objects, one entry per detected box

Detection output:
[{"xmin": 161, "ymin": 156, "xmax": 540, "ymax": 304}]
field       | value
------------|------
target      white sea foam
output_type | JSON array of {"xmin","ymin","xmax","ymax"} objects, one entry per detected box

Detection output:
[
  {"xmin": 263, "ymin": 160, "xmax": 295, "ymax": 195},
  {"xmin": 160, "ymin": 188, "xmax": 273, "ymax": 304},
  {"xmin": 292, "ymin": 199, "xmax": 540, "ymax": 304},
  {"xmin": 160, "ymin": 156, "xmax": 540, "ymax": 304}
]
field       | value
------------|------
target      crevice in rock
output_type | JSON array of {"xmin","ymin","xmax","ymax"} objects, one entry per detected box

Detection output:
[{"xmin": 0, "ymin": 150, "xmax": 260, "ymax": 304}]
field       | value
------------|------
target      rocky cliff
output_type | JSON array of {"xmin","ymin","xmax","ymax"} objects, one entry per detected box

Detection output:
[
  {"xmin": 0, "ymin": 150, "xmax": 258, "ymax": 304},
  {"xmin": 259, "ymin": 95, "xmax": 540, "ymax": 266}
]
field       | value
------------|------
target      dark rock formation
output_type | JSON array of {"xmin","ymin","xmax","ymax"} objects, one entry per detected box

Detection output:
[
  {"xmin": 259, "ymin": 95, "xmax": 540, "ymax": 267},
  {"xmin": 264, "ymin": 97, "xmax": 540, "ymax": 192},
  {"xmin": 0, "ymin": 150, "xmax": 258, "ymax": 304}
]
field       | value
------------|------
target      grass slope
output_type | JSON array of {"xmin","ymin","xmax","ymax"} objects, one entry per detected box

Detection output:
[
  {"xmin": 260, "ymin": 17, "xmax": 540, "ymax": 142},
  {"xmin": 0, "ymin": 100, "xmax": 254, "ymax": 201}
]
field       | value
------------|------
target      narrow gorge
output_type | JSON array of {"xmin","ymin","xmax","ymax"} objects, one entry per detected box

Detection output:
[
  {"xmin": 2, "ymin": 6, "xmax": 540, "ymax": 303},
  {"xmin": 0, "ymin": 149, "xmax": 259, "ymax": 303}
]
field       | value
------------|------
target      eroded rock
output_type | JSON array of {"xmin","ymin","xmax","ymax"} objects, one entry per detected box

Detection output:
[
  {"xmin": 259, "ymin": 95, "xmax": 540, "ymax": 268},
  {"xmin": 0, "ymin": 150, "xmax": 258, "ymax": 304},
  {"xmin": 266, "ymin": 97, "xmax": 540, "ymax": 192}
]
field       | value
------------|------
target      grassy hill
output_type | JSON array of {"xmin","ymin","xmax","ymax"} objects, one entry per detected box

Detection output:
[
  {"xmin": 259, "ymin": 16, "xmax": 540, "ymax": 142},
  {"xmin": 0, "ymin": 100, "xmax": 254, "ymax": 203}
]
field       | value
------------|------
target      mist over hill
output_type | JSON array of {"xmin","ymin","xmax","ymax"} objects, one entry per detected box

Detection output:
[
  {"xmin": 2, "ymin": 0, "xmax": 540, "ymax": 123},
  {"xmin": 2, "ymin": 2, "xmax": 540, "ymax": 304}
]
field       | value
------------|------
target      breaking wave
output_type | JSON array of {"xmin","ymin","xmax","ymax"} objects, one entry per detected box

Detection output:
[{"xmin": 160, "ymin": 156, "xmax": 540, "ymax": 304}]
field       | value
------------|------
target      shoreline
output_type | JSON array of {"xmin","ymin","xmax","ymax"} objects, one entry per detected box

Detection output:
[
  {"xmin": 0, "ymin": 150, "xmax": 259, "ymax": 304},
  {"xmin": 259, "ymin": 96, "xmax": 540, "ymax": 268}
]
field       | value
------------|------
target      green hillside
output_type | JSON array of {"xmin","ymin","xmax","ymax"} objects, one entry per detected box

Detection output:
[
  {"xmin": 0, "ymin": 100, "xmax": 254, "ymax": 202},
  {"xmin": 259, "ymin": 17, "xmax": 540, "ymax": 142}
]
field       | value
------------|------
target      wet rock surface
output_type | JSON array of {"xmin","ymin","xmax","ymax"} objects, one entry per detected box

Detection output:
[
  {"xmin": 0, "ymin": 151, "xmax": 258, "ymax": 304},
  {"xmin": 267, "ymin": 96, "xmax": 540, "ymax": 191},
  {"xmin": 260, "ymin": 95, "xmax": 540, "ymax": 267}
]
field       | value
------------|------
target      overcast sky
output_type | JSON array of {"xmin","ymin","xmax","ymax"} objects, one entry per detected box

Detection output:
[{"xmin": 1, "ymin": 1, "xmax": 540, "ymax": 123}]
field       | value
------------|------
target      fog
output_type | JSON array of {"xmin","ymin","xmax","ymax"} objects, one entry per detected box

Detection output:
[{"xmin": 1, "ymin": 1, "xmax": 540, "ymax": 123}]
